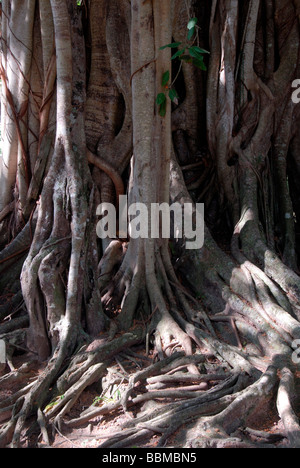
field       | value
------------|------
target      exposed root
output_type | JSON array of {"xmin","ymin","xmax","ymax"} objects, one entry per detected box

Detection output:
[
  {"xmin": 0, "ymin": 325, "xmax": 145, "ymax": 447},
  {"xmin": 1, "ymin": 0, "xmax": 300, "ymax": 451},
  {"xmin": 0, "ymin": 202, "xmax": 14, "ymax": 224},
  {"xmin": 277, "ymin": 367, "xmax": 300, "ymax": 448},
  {"xmin": 1, "ymin": 284, "xmax": 300, "ymax": 449},
  {"xmin": 98, "ymin": 240, "xmax": 127, "ymax": 291},
  {"xmin": 86, "ymin": 149, "xmax": 125, "ymax": 201},
  {"xmin": 98, "ymin": 370, "xmax": 241, "ymax": 448},
  {"xmin": 3, "ymin": 165, "xmax": 299, "ymax": 448}
]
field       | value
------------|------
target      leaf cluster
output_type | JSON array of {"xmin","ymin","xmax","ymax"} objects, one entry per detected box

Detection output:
[{"xmin": 156, "ymin": 17, "xmax": 209, "ymax": 117}]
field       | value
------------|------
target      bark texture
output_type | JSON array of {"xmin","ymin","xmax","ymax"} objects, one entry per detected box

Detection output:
[{"xmin": 0, "ymin": 0, "xmax": 300, "ymax": 449}]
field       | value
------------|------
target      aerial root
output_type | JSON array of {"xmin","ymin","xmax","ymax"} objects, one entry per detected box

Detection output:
[
  {"xmin": 0, "ymin": 214, "xmax": 36, "ymax": 270},
  {"xmin": 276, "ymin": 367, "xmax": 300, "ymax": 448},
  {"xmin": 159, "ymin": 246, "xmax": 217, "ymax": 338},
  {"xmin": 97, "ymin": 240, "xmax": 127, "ymax": 291},
  {"xmin": 0, "ymin": 202, "xmax": 14, "ymax": 224}
]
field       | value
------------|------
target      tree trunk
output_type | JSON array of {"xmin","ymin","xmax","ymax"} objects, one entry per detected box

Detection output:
[{"xmin": 0, "ymin": 0, "xmax": 300, "ymax": 449}]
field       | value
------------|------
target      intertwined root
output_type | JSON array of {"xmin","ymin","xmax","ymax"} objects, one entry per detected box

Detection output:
[
  {"xmin": 1, "ymin": 188, "xmax": 300, "ymax": 449},
  {"xmin": 1, "ymin": 313, "xmax": 299, "ymax": 449}
]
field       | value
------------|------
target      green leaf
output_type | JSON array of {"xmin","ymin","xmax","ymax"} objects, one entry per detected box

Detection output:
[
  {"xmin": 187, "ymin": 17, "xmax": 198, "ymax": 30},
  {"xmin": 192, "ymin": 58, "xmax": 207, "ymax": 70},
  {"xmin": 192, "ymin": 46, "xmax": 210, "ymax": 55},
  {"xmin": 156, "ymin": 93, "xmax": 166, "ymax": 105},
  {"xmin": 159, "ymin": 42, "xmax": 182, "ymax": 50},
  {"xmin": 44, "ymin": 395, "xmax": 65, "ymax": 413},
  {"xmin": 187, "ymin": 27, "xmax": 196, "ymax": 41},
  {"xmin": 169, "ymin": 89, "xmax": 179, "ymax": 105},
  {"xmin": 162, "ymin": 70, "xmax": 170, "ymax": 87},
  {"xmin": 188, "ymin": 47, "xmax": 205, "ymax": 60},
  {"xmin": 171, "ymin": 49, "xmax": 185, "ymax": 60},
  {"xmin": 159, "ymin": 99, "xmax": 167, "ymax": 117},
  {"xmin": 186, "ymin": 47, "xmax": 208, "ymax": 70},
  {"xmin": 187, "ymin": 18, "xmax": 198, "ymax": 41}
]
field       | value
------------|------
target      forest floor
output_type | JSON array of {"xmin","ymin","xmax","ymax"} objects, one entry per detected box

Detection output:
[{"xmin": 0, "ymin": 341, "xmax": 296, "ymax": 449}]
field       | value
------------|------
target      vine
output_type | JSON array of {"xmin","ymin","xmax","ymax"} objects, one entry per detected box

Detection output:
[{"xmin": 156, "ymin": 17, "xmax": 209, "ymax": 116}]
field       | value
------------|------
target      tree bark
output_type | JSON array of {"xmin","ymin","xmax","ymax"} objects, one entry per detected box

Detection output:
[{"xmin": 1, "ymin": 0, "xmax": 300, "ymax": 449}]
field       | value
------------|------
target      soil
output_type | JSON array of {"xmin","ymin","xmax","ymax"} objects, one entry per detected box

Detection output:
[{"xmin": 0, "ymin": 345, "xmax": 294, "ymax": 449}]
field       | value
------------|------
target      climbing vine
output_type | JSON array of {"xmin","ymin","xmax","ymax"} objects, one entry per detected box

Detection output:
[{"xmin": 156, "ymin": 16, "xmax": 209, "ymax": 116}]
